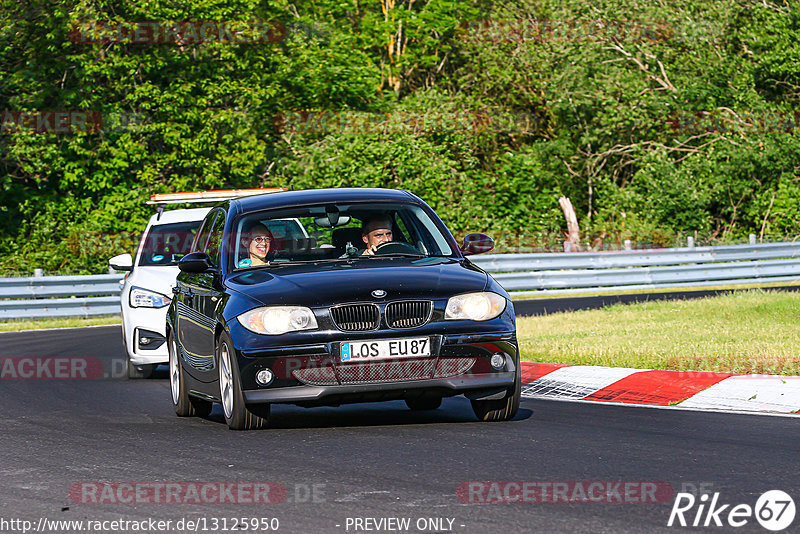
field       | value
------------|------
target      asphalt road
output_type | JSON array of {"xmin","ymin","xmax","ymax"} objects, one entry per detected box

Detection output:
[{"xmin": 0, "ymin": 326, "xmax": 798, "ymax": 534}]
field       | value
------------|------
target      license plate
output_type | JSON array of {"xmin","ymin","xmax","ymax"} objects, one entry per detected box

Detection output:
[{"xmin": 341, "ymin": 337, "xmax": 431, "ymax": 362}]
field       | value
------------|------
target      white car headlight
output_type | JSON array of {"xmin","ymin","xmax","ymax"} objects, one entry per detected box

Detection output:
[
  {"xmin": 129, "ymin": 286, "xmax": 172, "ymax": 308},
  {"xmin": 445, "ymin": 292, "xmax": 506, "ymax": 321},
  {"xmin": 237, "ymin": 306, "xmax": 319, "ymax": 335}
]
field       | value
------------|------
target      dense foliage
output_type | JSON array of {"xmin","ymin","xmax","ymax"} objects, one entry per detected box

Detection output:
[{"xmin": 1, "ymin": 0, "xmax": 799, "ymax": 273}]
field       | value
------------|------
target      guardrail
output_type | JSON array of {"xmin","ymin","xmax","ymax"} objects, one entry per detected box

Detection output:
[
  {"xmin": 470, "ymin": 241, "xmax": 800, "ymax": 296},
  {"xmin": 0, "ymin": 274, "xmax": 125, "ymax": 319},
  {"xmin": 2, "ymin": 241, "xmax": 800, "ymax": 319}
]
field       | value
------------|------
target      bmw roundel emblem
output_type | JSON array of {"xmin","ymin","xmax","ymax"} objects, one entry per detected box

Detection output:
[{"xmin": 371, "ymin": 289, "xmax": 387, "ymax": 298}]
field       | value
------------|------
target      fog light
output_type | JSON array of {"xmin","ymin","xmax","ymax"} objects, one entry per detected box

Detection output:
[
  {"xmin": 490, "ymin": 353, "xmax": 506, "ymax": 370},
  {"xmin": 255, "ymin": 369, "xmax": 274, "ymax": 386},
  {"xmin": 136, "ymin": 328, "xmax": 165, "ymax": 350}
]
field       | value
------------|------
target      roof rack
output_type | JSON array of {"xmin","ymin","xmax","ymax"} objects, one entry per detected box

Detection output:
[
  {"xmin": 148, "ymin": 187, "xmax": 287, "ymax": 220},
  {"xmin": 147, "ymin": 187, "xmax": 287, "ymax": 205}
]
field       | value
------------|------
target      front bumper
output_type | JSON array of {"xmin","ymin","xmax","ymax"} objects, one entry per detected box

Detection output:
[
  {"xmin": 243, "ymin": 373, "xmax": 515, "ymax": 406},
  {"xmin": 122, "ymin": 304, "xmax": 170, "ymax": 365},
  {"xmin": 237, "ymin": 331, "xmax": 518, "ymax": 406}
]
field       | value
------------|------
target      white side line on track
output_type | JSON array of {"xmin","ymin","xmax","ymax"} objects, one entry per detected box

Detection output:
[{"xmin": 679, "ymin": 375, "xmax": 800, "ymax": 413}]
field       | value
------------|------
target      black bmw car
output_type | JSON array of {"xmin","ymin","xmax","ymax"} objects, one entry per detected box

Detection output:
[{"xmin": 167, "ymin": 188, "xmax": 520, "ymax": 430}]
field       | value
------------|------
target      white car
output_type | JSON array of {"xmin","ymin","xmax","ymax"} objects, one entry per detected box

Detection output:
[
  {"xmin": 109, "ymin": 188, "xmax": 286, "ymax": 378},
  {"xmin": 109, "ymin": 207, "xmax": 211, "ymax": 377}
]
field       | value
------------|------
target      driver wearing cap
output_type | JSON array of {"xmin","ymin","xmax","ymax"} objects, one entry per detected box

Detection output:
[{"xmin": 361, "ymin": 216, "xmax": 393, "ymax": 255}]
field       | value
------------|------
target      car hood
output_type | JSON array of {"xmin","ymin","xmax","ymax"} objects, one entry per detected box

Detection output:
[
  {"xmin": 127, "ymin": 265, "xmax": 180, "ymax": 297},
  {"xmin": 225, "ymin": 257, "xmax": 488, "ymax": 308}
]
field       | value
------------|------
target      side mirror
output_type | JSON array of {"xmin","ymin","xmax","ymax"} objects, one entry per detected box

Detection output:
[
  {"xmin": 108, "ymin": 253, "xmax": 133, "ymax": 272},
  {"xmin": 460, "ymin": 233, "xmax": 494, "ymax": 256},
  {"xmin": 179, "ymin": 252, "xmax": 214, "ymax": 273}
]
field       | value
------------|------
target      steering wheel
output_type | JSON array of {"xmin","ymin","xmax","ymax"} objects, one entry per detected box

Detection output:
[{"xmin": 373, "ymin": 241, "xmax": 421, "ymax": 255}]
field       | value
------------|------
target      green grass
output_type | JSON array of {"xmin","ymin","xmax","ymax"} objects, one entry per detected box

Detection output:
[
  {"xmin": 0, "ymin": 315, "xmax": 121, "ymax": 332},
  {"xmin": 517, "ymin": 289, "xmax": 800, "ymax": 375},
  {"xmin": 510, "ymin": 280, "xmax": 800, "ymax": 299}
]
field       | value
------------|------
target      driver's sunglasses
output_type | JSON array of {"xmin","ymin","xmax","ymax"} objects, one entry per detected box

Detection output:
[{"xmin": 250, "ymin": 235, "xmax": 271, "ymax": 244}]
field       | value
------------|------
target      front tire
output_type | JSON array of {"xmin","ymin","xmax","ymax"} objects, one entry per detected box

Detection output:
[
  {"xmin": 471, "ymin": 365, "xmax": 521, "ymax": 422},
  {"xmin": 127, "ymin": 358, "xmax": 156, "ymax": 379},
  {"xmin": 169, "ymin": 333, "xmax": 211, "ymax": 417},
  {"xmin": 218, "ymin": 332, "xmax": 270, "ymax": 430}
]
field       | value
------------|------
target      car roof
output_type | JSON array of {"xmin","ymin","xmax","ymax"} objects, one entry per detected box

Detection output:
[
  {"xmin": 147, "ymin": 207, "xmax": 212, "ymax": 225},
  {"xmin": 233, "ymin": 188, "xmax": 417, "ymax": 214}
]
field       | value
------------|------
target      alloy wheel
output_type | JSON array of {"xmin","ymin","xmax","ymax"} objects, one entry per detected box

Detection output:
[
  {"xmin": 169, "ymin": 338, "xmax": 180, "ymax": 405},
  {"xmin": 219, "ymin": 341, "xmax": 234, "ymax": 419}
]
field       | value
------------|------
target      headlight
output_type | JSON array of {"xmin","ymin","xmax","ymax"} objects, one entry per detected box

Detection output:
[
  {"xmin": 237, "ymin": 306, "xmax": 318, "ymax": 335},
  {"xmin": 445, "ymin": 292, "xmax": 506, "ymax": 321},
  {"xmin": 129, "ymin": 286, "xmax": 172, "ymax": 308}
]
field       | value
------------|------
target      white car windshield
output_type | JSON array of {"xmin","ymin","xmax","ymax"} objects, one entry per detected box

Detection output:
[{"xmin": 138, "ymin": 221, "xmax": 201, "ymax": 266}]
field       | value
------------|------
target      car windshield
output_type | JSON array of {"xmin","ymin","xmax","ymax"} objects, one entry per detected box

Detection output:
[
  {"xmin": 138, "ymin": 221, "xmax": 202, "ymax": 266},
  {"xmin": 231, "ymin": 202, "xmax": 454, "ymax": 269}
]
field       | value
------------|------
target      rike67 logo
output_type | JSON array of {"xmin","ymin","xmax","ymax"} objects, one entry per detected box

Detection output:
[{"xmin": 668, "ymin": 490, "xmax": 796, "ymax": 531}]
